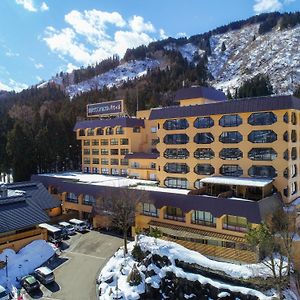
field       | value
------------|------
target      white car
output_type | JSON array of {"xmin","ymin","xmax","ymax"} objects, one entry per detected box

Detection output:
[
  {"xmin": 69, "ymin": 219, "xmax": 87, "ymax": 232},
  {"xmin": 0, "ymin": 286, "xmax": 8, "ymax": 300},
  {"xmin": 58, "ymin": 221, "xmax": 76, "ymax": 235}
]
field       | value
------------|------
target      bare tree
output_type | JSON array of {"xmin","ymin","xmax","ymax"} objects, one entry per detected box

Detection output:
[
  {"xmin": 246, "ymin": 208, "xmax": 299, "ymax": 299},
  {"xmin": 94, "ymin": 187, "xmax": 150, "ymax": 256}
]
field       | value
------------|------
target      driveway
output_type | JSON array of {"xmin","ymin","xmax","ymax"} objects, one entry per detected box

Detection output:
[{"xmin": 39, "ymin": 231, "xmax": 123, "ymax": 300}]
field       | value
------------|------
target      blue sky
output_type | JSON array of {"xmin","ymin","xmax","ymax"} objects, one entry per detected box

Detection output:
[{"xmin": 0, "ymin": 0, "xmax": 299, "ymax": 91}]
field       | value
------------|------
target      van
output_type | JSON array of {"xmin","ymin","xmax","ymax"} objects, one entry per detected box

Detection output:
[
  {"xmin": 69, "ymin": 219, "xmax": 87, "ymax": 232},
  {"xmin": 39, "ymin": 223, "xmax": 62, "ymax": 244},
  {"xmin": 34, "ymin": 267, "xmax": 55, "ymax": 285},
  {"xmin": 0, "ymin": 285, "xmax": 9, "ymax": 300},
  {"xmin": 58, "ymin": 222, "xmax": 75, "ymax": 235}
]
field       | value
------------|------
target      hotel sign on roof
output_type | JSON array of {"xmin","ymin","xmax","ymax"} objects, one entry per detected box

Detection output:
[{"xmin": 87, "ymin": 100, "xmax": 124, "ymax": 117}]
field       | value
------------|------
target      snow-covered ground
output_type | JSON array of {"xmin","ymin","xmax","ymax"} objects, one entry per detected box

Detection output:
[
  {"xmin": 98, "ymin": 236, "xmax": 293, "ymax": 300},
  {"xmin": 65, "ymin": 59, "xmax": 159, "ymax": 98},
  {"xmin": 0, "ymin": 240, "xmax": 55, "ymax": 291},
  {"xmin": 164, "ymin": 43, "xmax": 205, "ymax": 62}
]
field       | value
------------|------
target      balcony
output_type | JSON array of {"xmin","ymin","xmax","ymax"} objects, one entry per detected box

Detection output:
[{"xmin": 164, "ymin": 214, "xmax": 185, "ymax": 222}]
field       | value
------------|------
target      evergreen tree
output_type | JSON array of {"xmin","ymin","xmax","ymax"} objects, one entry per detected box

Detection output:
[{"xmin": 221, "ymin": 41, "xmax": 226, "ymax": 52}]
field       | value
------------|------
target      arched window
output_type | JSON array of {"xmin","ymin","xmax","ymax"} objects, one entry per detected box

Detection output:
[
  {"xmin": 194, "ymin": 148, "xmax": 215, "ymax": 159},
  {"xmin": 194, "ymin": 133, "xmax": 214, "ymax": 144},
  {"xmin": 219, "ymin": 115, "xmax": 242, "ymax": 127},
  {"xmin": 164, "ymin": 177, "xmax": 188, "ymax": 189},
  {"xmin": 220, "ymin": 148, "xmax": 243, "ymax": 160},
  {"xmin": 248, "ymin": 130, "xmax": 277, "ymax": 143},
  {"xmin": 164, "ymin": 163, "xmax": 189, "ymax": 174},
  {"xmin": 106, "ymin": 127, "xmax": 114, "ymax": 135},
  {"xmin": 248, "ymin": 148, "xmax": 277, "ymax": 161},
  {"xmin": 248, "ymin": 166, "xmax": 277, "ymax": 178},
  {"xmin": 194, "ymin": 164, "xmax": 215, "ymax": 175},
  {"xmin": 194, "ymin": 116, "xmax": 214, "ymax": 128},
  {"xmin": 96, "ymin": 128, "xmax": 104, "ymax": 135},
  {"xmin": 248, "ymin": 112, "xmax": 277, "ymax": 126},
  {"xmin": 164, "ymin": 134, "xmax": 189, "ymax": 144},
  {"xmin": 163, "ymin": 119, "xmax": 189, "ymax": 130},
  {"xmin": 220, "ymin": 165, "xmax": 243, "ymax": 177},
  {"xmin": 219, "ymin": 131, "xmax": 242, "ymax": 143},
  {"xmin": 164, "ymin": 148, "xmax": 189, "ymax": 159}
]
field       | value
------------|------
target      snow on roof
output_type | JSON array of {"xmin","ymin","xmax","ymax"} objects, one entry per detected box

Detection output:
[
  {"xmin": 133, "ymin": 184, "xmax": 190, "ymax": 195},
  {"xmin": 200, "ymin": 176, "xmax": 273, "ymax": 188}
]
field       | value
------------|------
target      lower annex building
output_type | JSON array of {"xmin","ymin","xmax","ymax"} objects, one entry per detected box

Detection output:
[{"xmin": 33, "ymin": 86, "xmax": 300, "ymax": 267}]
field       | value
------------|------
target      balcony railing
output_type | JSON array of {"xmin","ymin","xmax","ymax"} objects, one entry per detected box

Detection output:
[
  {"xmin": 164, "ymin": 214, "xmax": 185, "ymax": 222},
  {"xmin": 191, "ymin": 220, "xmax": 216, "ymax": 228},
  {"xmin": 223, "ymin": 224, "xmax": 248, "ymax": 233}
]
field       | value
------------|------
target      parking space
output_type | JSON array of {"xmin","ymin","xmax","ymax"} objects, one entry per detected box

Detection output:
[{"xmin": 23, "ymin": 230, "xmax": 123, "ymax": 300}]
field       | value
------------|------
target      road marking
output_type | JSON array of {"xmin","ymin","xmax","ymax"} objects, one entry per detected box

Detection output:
[{"xmin": 69, "ymin": 251, "xmax": 107, "ymax": 260}]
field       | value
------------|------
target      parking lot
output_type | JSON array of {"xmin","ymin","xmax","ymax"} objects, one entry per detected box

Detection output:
[{"xmin": 24, "ymin": 230, "xmax": 123, "ymax": 300}]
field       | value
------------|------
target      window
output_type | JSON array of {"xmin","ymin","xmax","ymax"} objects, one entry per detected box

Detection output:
[
  {"xmin": 164, "ymin": 177, "xmax": 188, "ymax": 189},
  {"xmin": 291, "ymin": 182, "xmax": 298, "ymax": 195},
  {"xmin": 192, "ymin": 211, "xmax": 216, "ymax": 227},
  {"xmin": 291, "ymin": 130, "xmax": 297, "ymax": 142},
  {"xmin": 79, "ymin": 129, "xmax": 85, "ymax": 136},
  {"xmin": 248, "ymin": 166, "xmax": 277, "ymax": 178},
  {"xmin": 164, "ymin": 163, "xmax": 189, "ymax": 174},
  {"xmin": 121, "ymin": 159, "xmax": 129, "ymax": 165},
  {"xmin": 92, "ymin": 167, "xmax": 99, "ymax": 174},
  {"xmin": 194, "ymin": 164, "xmax": 214, "ymax": 175},
  {"xmin": 223, "ymin": 215, "xmax": 248, "ymax": 232},
  {"xmin": 219, "ymin": 115, "xmax": 242, "ymax": 127},
  {"xmin": 120, "ymin": 149, "xmax": 129, "ymax": 155},
  {"xmin": 152, "ymin": 138, "xmax": 159, "ymax": 146},
  {"xmin": 110, "ymin": 149, "xmax": 119, "ymax": 155},
  {"xmin": 101, "ymin": 158, "xmax": 109, "ymax": 165},
  {"xmin": 101, "ymin": 149, "xmax": 109, "ymax": 155},
  {"xmin": 142, "ymin": 203, "xmax": 158, "ymax": 217},
  {"xmin": 194, "ymin": 148, "xmax": 215, "ymax": 159},
  {"xmin": 164, "ymin": 134, "xmax": 189, "ymax": 144},
  {"xmin": 83, "ymin": 195, "xmax": 95, "ymax": 205},
  {"xmin": 164, "ymin": 148, "xmax": 189, "ymax": 159},
  {"xmin": 83, "ymin": 149, "xmax": 90, "ymax": 155},
  {"xmin": 248, "ymin": 148, "xmax": 277, "ymax": 161},
  {"xmin": 116, "ymin": 127, "xmax": 124, "ymax": 134},
  {"xmin": 150, "ymin": 163, "xmax": 156, "ymax": 169},
  {"xmin": 83, "ymin": 157, "xmax": 90, "ymax": 164},
  {"xmin": 101, "ymin": 168, "xmax": 109, "ymax": 175},
  {"xmin": 194, "ymin": 133, "xmax": 214, "ymax": 144},
  {"xmin": 92, "ymin": 158, "xmax": 99, "ymax": 164},
  {"xmin": 101, "ymin": 139, "xmax": 108, "ymax": 146},
  {"xmin": 110, "ymin": 138, "xmax": 118, "ymax": 145},
  {"xmin": 284, "ymin": 168, "xmax": 289, "ymax": 179},
  {"xmin": 248, "ymin": 130, "xmax": 277, "ymax": 143},
  {"xmin": 83, "ymin": 140, "xmax": 90, "ymax": 146},
  {"xmin": 283, "ymin": 112, "xmax": 289, "ymax": 123},
  {"xmin": 163, "ymin": 119, "xmax": 189, "ymax": 130},
  {"xmin": 87, "ymin": 128, "xmax": 94, "ymax": 136},
  {"xmin": 131, "ymin": 162, "xmax": 140, "ymax": 168},
  {"xmin": 133, "ymin": 126, "xmax": 141, "ymax": 133},
  {"xmin": 283, "ymin": 131, "xmax": 289, "ymax": 142},
  {"xmin": 111, "ymin": 168, "xmax": 119, "ymax": 175},
  {"xmin": 220, "ymin": 165, "xmax": 243, "ymax": 177},
  {"xmin": 92, "ymin": 140, "xmax": 99, "ymax": 146},
  {"xmin": 92, "ymin": 149, "xmax": 99, "ymax": 155},
  {"xmin": 194, "ymin": 116, "xmax": 214, "ymax": 128},
  {"xmin": 194, "ymin": 180, "xmax": 203, "ymax": 189},
  {"xmin": 220, "ymin": 148, "xmax": 243, "ymax": 160},
  {"xmin": 151, "ymin": 127, "xmax": 157, "ymax": 133},
  {"xmin": 106, "ymin": 127, "xmax": 114, "ymax": 135},
  {"xmin": 284, "ymin": 149, "xmax": 289, "ymax": 161},
  {"xmin": 66, "ymin": 192, "xmax": 77, "ymax": 203},
  {"xmin": 111, "ymin": 159, "xmax": 119, "ymax": 165},
  {"xmin": 292, "ymin": 112, "xmax": 297, "ymax": 125},
  {"xmin": 291, "ymin": 164, "xmax": 297, "ymax": 178},
  {"xmin": 219, "ymin": 131, "xmax": 242, "ymax": 143},
  {"xmin": 120, "ymin": 138, "xmax": 129, "ymax": 145},
  {"xmin": 248, "ymin": 112, "xmax": 277, "ymax": 126},
  {"xmin": 165, "ymin": 206, "xmax": 185, "ymax": 222},
  {"xmin": 96, "ymin": 128, "xmax": 104, "ymax": 135},
  {"xmin": 291, "ymin": 147, "xmax": 297, "ymax": 160},
  {"xmin": 121, "ymin": 169, "xmax": 128, "ymax": 176}
]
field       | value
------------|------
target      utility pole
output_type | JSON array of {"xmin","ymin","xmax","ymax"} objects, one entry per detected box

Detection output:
[
  {"xmin": 5, "ymin": 255, "xmax": 8, "ymax": 287},
  {"xmin": 136, "ymin": 87, "xmax": 139, "ymax": 113}
]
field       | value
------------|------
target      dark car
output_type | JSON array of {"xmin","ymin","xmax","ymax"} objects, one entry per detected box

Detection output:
[
  {"xmin": 21, "ymin": 275, "xmax": 40, "ymax": 292},
  {"xmin": 34, "ymin": 267, "xmax": 55, "ymax": 285}
]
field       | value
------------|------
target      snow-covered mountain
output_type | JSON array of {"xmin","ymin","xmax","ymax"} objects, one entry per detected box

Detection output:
[{"xmin": 39, "ymin": 21, "xmax": 300, "ymax": 98}]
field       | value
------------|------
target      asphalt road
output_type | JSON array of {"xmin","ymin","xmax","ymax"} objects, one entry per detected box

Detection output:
[{"xmin": 32, "ymin": 230, "xmax": 123, "ymax": 300}]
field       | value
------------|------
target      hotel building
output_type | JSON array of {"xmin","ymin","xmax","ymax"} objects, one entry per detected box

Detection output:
[{"xmin": 33, "ymin": 86, "xmax": 300, "ymax": 267}]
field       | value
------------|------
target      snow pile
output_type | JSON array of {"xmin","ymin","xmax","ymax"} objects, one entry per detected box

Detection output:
[
  {"xmin": 65, "ymin": 59, "xmax": 159, "ymax": 98},
  {"xmin": 0, "ymin": 240, "xmax": 55, "ymax": 290},
  {"xmin": 208, "ymin": 24, "xmax": 300, "ymax": 94},
  {"xmin": 98, "ymin": 236, "xmax": 283, "ymax": 300},
  {"xmin": 164, "ymin": 43, "xmax": 204, "ymax": 62}
]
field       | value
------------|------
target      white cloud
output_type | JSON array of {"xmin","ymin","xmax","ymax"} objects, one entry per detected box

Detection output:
[
  {"xmin": 15, "ymin": 0, "xmax": 49, "ymax": 12},
  {"xmin": 34, "ymin": 63, "xmax": 44, "ymax": 69},
  {"xmin": 0, "ymin": 79, "xmax": 27, "ymax": 92},
  {"xmin": 176, "ymin": 32, "xmax": 187, "ymax": 38},
  {"xmin": 253, "ymin": 0, "xmax": 282, "ymax": 14},
  {"xmin": 5, "ymin": 49, "xmax": 20, "ymax": 57},
  {"xmin": 159, "ymin": 29, "xmax": 168, "ymax": 40},
  {"xmin": 36, "ymin": 75, "xmax": 42, "ymax": 82},
  {"xmin": 129, "ymin": 16, "xmax": 155, "ymax": 33},
  {"xmin": 66, "ymin": 63, "xmax": 78, "ymax": 73},
  {"xmin": 40, "ymin": 2, "xmax": 49, "ymax": 11},
  {"xmin": 43, "ymin": 9, "xmax": 161, "ymax": 68}
]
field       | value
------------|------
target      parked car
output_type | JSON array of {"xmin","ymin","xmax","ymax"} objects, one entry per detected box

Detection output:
[
  {"xmin": 34, "ymin": 267, "xmax": 55, "ymax": 285},
  {"xmin": 20, "ymin": 275, "xmax": 40, "ymax": 292},
  {"xmin": 54, "ymin": 225, "xmax": 68, "ymax": 240},
  {"xmin": 69, "ymin": 219, "xmax": 87, "ymax": 232},
  {"xmin": 58, "ymin": 221, "xmax": 76, "ymax": 235},
  {"xmin": 0, "ymin": 285, "xmax": 9, "ymax": 300}
]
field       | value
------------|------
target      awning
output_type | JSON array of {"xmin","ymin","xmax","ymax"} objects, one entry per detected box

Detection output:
[
  {"xmin": 149, "ymin": 220, "xmax": 246, "ymax": 243},
  {"xmin": 200, "ymin": 176, "xmax": 273, "ymax": 188}
]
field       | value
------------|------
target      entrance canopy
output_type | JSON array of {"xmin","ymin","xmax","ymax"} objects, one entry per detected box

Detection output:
[{"xmin": 200, "ymin": 176, "xmax": 273, "ymax": 188}]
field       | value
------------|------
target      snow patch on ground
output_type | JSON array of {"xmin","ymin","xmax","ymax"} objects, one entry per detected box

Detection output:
[
  {"xmin": 65, "ymin": 59, "xmax": 159, "ymax": 98},
  {"xmin": 0, "ymin": 240, "xmax": 55, "ymax": 291},
  {"xmin": 164, "ymin": 43, "xmax": 204, "ymax": 62},
  {"xmin": 98, "ymin": 236, "xmax": 285, "ymax": 300}
]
